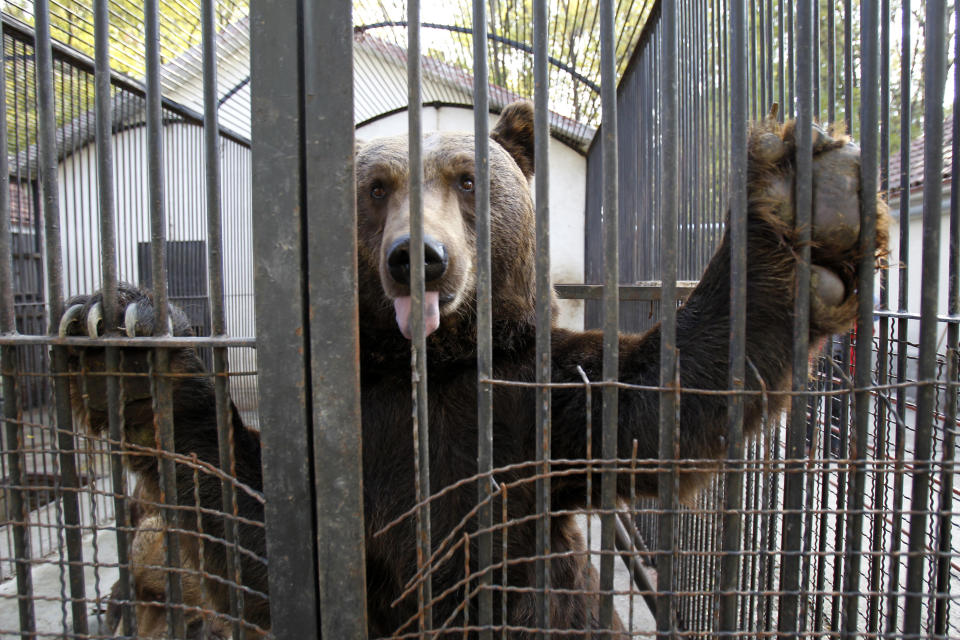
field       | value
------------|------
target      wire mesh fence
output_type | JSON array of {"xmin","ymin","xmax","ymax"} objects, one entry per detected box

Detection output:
[{"xmin": 0, "ymin": 0, "xmax": 956, "ymax": 639}]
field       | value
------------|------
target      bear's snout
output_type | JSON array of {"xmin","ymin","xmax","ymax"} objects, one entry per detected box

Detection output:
[{"xmin": 385, "ymin": 234, "xmax": 449, "ymax": 286}]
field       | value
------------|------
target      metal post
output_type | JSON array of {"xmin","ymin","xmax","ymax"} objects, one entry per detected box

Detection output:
[
  {"xmin": 473, "ymin": 1, "xmax": 494, "ymax": 637},
  {"xmin": 932, "ymin": 5, "xmax": 960, "ymax": 631},
  {"xmin": 94, "ymin": 1, "xmax": 136, "ymax": 635},
  {"xmin": 407, "ymin": 3, "xmax": 433, "ymax": 634},
  {"xmin": 904, "ymin": 0, "xmax": 947, "ymax": 634},
  {"xmin": 143, "ymin": 1, "xmax": 184, "ymax": 634},
  {"xmin": 719, "ymin": 0, "xmax": 749, "ymax": 636},
  {"xmin": 841, "ymin": 0, "xmax": 879, "ymax": 636},
  {"xmin": 533, "ymin": 0, "xmax": 552, "ymax": 635},
  {"xmin": 201, "ymin": 1, "xmax": 246, "ymax": 636},
  {"xmin": 886, "ymin": 1, "xmax": 912, "ymax": 631},
  {"xmin": 0, "ymin": 23, "xmax": 36, "ymax": 636},
  {"xmin": 657, "ymin": 1, "xmax": 679, "ymax": 637},
  {"xmin": 778, "ymin": 0, "xmax": 812, "ymax": 636},
  {"xmin": 33, "ymin": 1, "xmax": 88, "ymax": 633},
  {"xmin": 250, "ymin": 0, "xmax": 321, "ymax": 636},
  {"xmin": 302, "ymin": 2, "xmax": 368, "ymax": 638},
  {"xmin": 599, "ymin": 0, "xmax": 621, "ymax": 634}
]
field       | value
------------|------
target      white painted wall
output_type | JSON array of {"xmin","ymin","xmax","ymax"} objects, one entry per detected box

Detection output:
[
  {"xmin": 55, "ymin": 122, "xmax": 258, "ymax": 410},
  {"xmin": 878, "ymin": 185, "xmax": 953, "ymax": 408},
  {"xmin": 357, "ymin": 105, "xmax": 588, "ymax": 330},
  {"xmin": 882, "ymin": 185, "xmax": 953, "ymax": 353}
]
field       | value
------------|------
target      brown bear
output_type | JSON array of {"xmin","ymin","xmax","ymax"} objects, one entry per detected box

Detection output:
[{"xmin": 61, "ymin": 101, "xmax": 887, "ymax": 638}]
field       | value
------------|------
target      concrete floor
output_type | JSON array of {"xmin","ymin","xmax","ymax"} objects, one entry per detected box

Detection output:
[
  {"xmin": 0, "ymin": 513, "xmax": 655, "ymax": 638},
  {"xmin": 0, "ymin": 527, "xmax": 119, "ymax": 638}
]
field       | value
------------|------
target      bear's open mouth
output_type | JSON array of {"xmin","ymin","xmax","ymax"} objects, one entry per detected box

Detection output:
[{"xmin": 393, "ymin": 291, "xmax": 440, "ymax": 339}]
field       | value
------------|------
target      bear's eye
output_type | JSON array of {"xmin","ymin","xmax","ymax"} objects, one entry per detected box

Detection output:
[
  {"xmin": 370, "ymin": 182, "xmax": 387, "ymax": 199},
  {"xmin": 458, "ymin": 175, "xmax": 475, "ymax": 193}
]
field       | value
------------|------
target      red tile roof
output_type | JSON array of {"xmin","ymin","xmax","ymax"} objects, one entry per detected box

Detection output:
[{"xmin": 886, "ymin": 116, "xmax": 953, "ymax": 195}]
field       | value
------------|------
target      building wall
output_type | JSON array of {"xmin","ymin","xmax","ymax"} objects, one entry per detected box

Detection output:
[
  {"xmin": 358, "ymin": 105, "xmax": 588, "ymax": 330},
  {"xmin": 883, "ymin": 184, "xmax": 954, "ymax": 350},
  {"xmin": 55, "ymin": 122, "xmax": 258, "ymax": 410}
]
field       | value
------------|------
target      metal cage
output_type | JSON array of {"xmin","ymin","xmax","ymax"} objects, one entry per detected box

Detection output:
[{"xmin": 0, "ymin": 0, "xmax": 956, "ymax": 639}]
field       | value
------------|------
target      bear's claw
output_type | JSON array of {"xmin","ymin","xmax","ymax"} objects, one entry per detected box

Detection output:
[
  {"xmin": 59, "ymin": 296, "xmax": 176, "ymax": 339},
  {"xmin": 58, "ymin": 303, "xmax": 85, "ymax": 338}
]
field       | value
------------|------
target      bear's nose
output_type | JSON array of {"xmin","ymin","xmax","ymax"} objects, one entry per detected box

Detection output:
[{"xmin": 386, "ymin": 235, "xmax": 448, "ymax": 285}]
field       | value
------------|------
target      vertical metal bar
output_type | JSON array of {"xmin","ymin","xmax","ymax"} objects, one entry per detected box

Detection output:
[
  {"xmin": 765, "ymin": 0, "xmax": 773, "ymax": 111},
  {"xmin": 533, "ymin": 0, "xmax": 551, "ymax": 634},
  {"xmin": 0, "ymin": 25, "xmax": 37, "ymax": 637},
  {"xmin": 144, "ymin": 0, "xmax": 184, "ymax": 634},
  {"xmin": 867, "ymin": 1, "xmax": 891, "ymax": 631},
  {"xmin": 778, "ymin": 0, "xmax": 812, "ymax": 635},
  {"xmin": 886, "ymin": 1, "xmax": 912, "ymax": 632},
  {"xmin": 840, "ymin": 1, "xmax": 879, "ymax": 636},
  {"xmin": 599, "ymin": 0, "xmax": 620, "ymax": 634},
  {"xmin": 813, "ymin": 355, "xmax": 835, "ymax": 633},
  {"xmin": 94, "ymin": 1, "xmax": 135, "ymax": 635},
  {"xmin": 843, "ymin": 0, "xmax": 853, "ymax": 132},
  {"xmin": 749, "ymin": 0, "xmax": 757, "ymax": 118},
  {"xmin": 657, "ymin": 0, "xmax": 679, "ymax": 636},
  {"xmin": 473, "ymin": 0, "xmax": 494, "ymax": 636},
  {"xmin": 719, "ymin": 0, "xmax": 748, "ymax": 635},
  {"xmin": 778, "ymin": 0, "xmax": 785, "ymax": 116},
  {"xmin": 251, "ymin": 1, "xmax": 322, "ymax": 636},
  {"xmin": 407, "ymin": 4, "xmax": 433, "ymax": 634},
  {"xmin": 904, "ymin": 0, "xmax": 947, "ymax": 634},
  {"xmin": 812, "ymin": 0, "xmax": 820, "ymax": 119},
  {"xmin": 202, "ymin": 1, "xmax": 244, "ymax": 637},
  {"xmin": 786, "ymin": 0, "xmax": 794, "ymax": 116},
  {"xmin": 33, "ymin": 1, "xmax": 89, "ymax": 633},
  {"xmin": 830, "ymin": 344, "xmax": 852, "ymax": 628},
  {"xmin": 145, "ymin": 0, "xmax": 169, "ymax": 333},
  {"xmin": 827, "ymin": 0, "xmax": 836, "ymax": 124},
  {"xmin": 932, "ymin": 6, "xmax": 960, "ymax": 631},
  {"xmin": 302, "ymin": 2, "xmax": 368, "ymax": 638}
]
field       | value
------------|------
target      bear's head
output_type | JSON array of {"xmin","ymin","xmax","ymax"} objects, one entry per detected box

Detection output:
[{"xmin": 356, "ymin": 101, "xmax": 545, "ymax": 358}]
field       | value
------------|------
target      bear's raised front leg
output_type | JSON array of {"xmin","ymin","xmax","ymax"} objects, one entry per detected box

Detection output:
[
  {"xmin": 59, "ymin": 282, "xmax": 211, "ymax": 457},
  {"xmin": 549, "ymin": 118, "xmax": 889, "ymax": 500},
  {"xmin": 58, "ymin": 283, "xmax": 269, "ymax": 635}
]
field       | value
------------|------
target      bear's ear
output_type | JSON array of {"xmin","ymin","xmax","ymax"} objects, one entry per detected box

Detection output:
[{"xmin": 491, "ymin": 101, "xmax": 535, "ymax": 178}]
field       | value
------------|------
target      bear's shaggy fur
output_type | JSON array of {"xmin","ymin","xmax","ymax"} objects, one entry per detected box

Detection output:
[{"xmin": 62, "ymin": 101, "xmax": 887, "ymax": 638}]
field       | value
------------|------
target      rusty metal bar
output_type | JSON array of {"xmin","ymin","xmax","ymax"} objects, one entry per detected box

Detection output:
[
  {"xmin": 94, "ymin": 0, "xmax": 135, "ymax": 634},
  {"xmin": 778, "ymin": 0, "xmax": 812, "ymax": 635},
  {"xmin": 656, "ymin": 0, "xmax": 679, "ymax": 636},
  {"xmin": 904, "ymin": 0, "xmax": 947, "ymax": 634},
  {"xmin": 598, "ymin": 0, "xmax": 620, "ymax": 634},
  {"xmin": 302, "ymin": 2, "xmax": 368, "ymax": 638},
  {"xmin": 553, "ymin": 283, "xmax": 698, "ymax": 301},
  {"xmin": 718, "ymin": 0, "xmax": 748, "ymax": 634},
  {"xmin": 472, "ymin": 0, "xmax": 493, "ymax": 635},
  {"xmin": 250, "ymin": 0, "xmax": 321, "ymax": 636},
  {"xmin": 840, "ymin": 1, "xmax": 879, "ymax": 636},
  {"xmin": 201, "ymin": 0, "xmax": 245, "ymax": 636},
  {"xmin": 33, "ymin": 0, "xmax": 89, "ymax": 633},
  {"xmin": 866, "ymin": 0, "xmax": 891, "ymax": 632},
  {"xmin": 0, "ymin": 22, "xmax": 36, "ymax": 635},
  {"xmin": 143, "ymin": 0, "xmax": 184, "ymax": 633},
  {"xmin": 886, "ymin": 2, "xmax": 912, "ymax": 631},
  {"xmin": 533, "ymin": 0, "xmax": 552, "ymax": 634},
  {"xmin": 406, "ymin": 3, "xmax": 433, "ymax": 634},
  {"xmin": 933, "ymin": 7, "xmax": 960, "ymax": 632}
]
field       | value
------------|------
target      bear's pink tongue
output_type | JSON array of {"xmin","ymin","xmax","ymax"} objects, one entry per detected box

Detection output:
[{"xmin": 393, "ymin": 291, "xmax": 440, "ymax": 340}]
